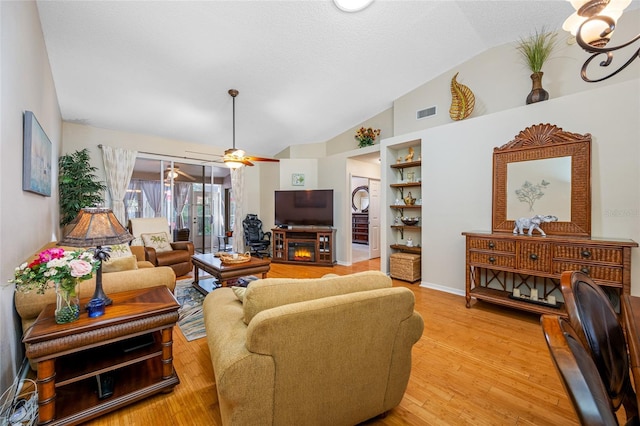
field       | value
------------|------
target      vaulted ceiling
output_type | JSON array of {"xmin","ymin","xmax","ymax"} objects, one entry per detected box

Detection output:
[{"xmin": 37, "ymin": 1, "xmax": 577, "ymax": 158}]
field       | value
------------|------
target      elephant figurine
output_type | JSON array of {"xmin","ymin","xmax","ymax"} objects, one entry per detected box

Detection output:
[{"xmin": 513, "ymin": 214, "xmax": 558, "ymax": 236}]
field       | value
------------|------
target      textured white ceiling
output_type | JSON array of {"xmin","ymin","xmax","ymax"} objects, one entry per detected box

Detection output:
[{"xmin": 36, "ymin": 0, "xmax": 577, "ymax": 158}]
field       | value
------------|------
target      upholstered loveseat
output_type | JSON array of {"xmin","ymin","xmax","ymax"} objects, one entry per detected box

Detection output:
[
  {"xmin": 14, "ymin": 242, "xmax": 176, "ymax": 335},
  {"xmin": 203, "ymin": 270, "xmax": 424, "ymax": 425}
]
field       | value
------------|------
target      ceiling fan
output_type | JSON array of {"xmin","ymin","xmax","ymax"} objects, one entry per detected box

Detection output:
[
  {"xmin": 165, "ymin": 166, "xmax": 196, "ymax": 181},
  {"xmin": 223, "ymin": 89, "xmax": 280, "ymax": 169}
]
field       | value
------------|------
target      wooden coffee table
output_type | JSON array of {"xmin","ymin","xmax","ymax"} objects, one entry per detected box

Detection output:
[
  {"xmin": 192, "ymin": 253, "xmax": 271, "ymax": 294},
  {"xmin": 22, "ymin": 286, "xmax": 180, "ymax": 425}
]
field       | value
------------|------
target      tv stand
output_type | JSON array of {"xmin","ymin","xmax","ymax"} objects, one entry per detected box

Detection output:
[{"xmin": 272, "ymin": 227, "xmax": 336, "ymax": 266}]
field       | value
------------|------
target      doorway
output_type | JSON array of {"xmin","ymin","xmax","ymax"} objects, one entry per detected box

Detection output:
[{"xmin": 350, "ymin": 176, "xmax": 380, "ymax": 263}]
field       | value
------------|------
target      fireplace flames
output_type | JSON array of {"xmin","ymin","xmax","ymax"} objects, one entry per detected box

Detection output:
[{"xmin": 293, "ymin": 247, "xmax": 313, "ymax": 261}]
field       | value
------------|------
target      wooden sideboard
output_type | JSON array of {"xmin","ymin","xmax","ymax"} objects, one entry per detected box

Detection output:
[
  {"xmin": 352, "ymin": 213, "xmax": 369, "ymax": 244},
  {"xmin": 463, "ymin": 231, "xmax": 638, "ymax": 315}
]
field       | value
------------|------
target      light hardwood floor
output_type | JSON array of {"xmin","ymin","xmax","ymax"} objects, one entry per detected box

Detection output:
[{"xmin": 85, "ymin": 259, "xmax": 587, "ymax": 426}]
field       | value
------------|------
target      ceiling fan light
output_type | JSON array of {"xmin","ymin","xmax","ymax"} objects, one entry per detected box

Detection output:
[
  {"xmin": 225, "ymin": 160, "xmax": 244, "ymax": 169},
  {"xmin": 167, "ymin": 170, "xmax": 178, "ymax": 179},
  {"xmin": 333, "ymin": 0, "xmax": 374, "ymax": 13}
]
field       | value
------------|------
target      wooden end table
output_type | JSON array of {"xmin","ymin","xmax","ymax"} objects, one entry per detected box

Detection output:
[
  {"xmin": 192, "ymin": 253, "xmax": 271, "ymax": 294},
  {"xmin": 22, "ymin": 286, "xmax": 180, "ymax": 425}
]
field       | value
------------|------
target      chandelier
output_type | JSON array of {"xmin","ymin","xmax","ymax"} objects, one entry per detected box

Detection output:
[{"xmin": 563, "ymin": 0, "xmax": 639, "ymax": 82}]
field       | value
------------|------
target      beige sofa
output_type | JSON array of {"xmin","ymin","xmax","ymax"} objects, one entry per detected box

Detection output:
[
  {"xmin": 14, "ymin": 242, "xmax": 176, "ymax": 335},
  {"xmin": 203, "ymin": 270, "xmax": 424, "ymax": 426}
]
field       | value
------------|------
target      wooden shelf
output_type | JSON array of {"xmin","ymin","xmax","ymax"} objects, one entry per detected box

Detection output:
[
  {"xmin": 390, "ymin": 205, "xmax": 421, "ymax": 209},
  {"xmin": 390, "ymin": 182, "xmax": 422, "ymax": 188},
  {"xmin": 391, "ymin": 225, "xmax": 421, "ymax": 230},
  {"xmin": 390, "ymin": 244, "xmax": 421, "ymax": 254},
  {"xmin": 469, "ymin": 286, "xmax": 565, "ymax": 316},
  {"xmin": 390, "ymin": 160, "xmax": 421, "ymax": 169},
  {"xmin": 55, "ymin": 333, "xmax": 161, "ymax": 386},
  {"xmin": 54, "ymin": 357, "xmax": 178, "ymax": 423}
]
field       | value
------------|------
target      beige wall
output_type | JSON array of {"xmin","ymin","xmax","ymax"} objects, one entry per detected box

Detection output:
[
  {"xmin": 1, "ymin": 0, "xmax": 62, "ymax": 391},
  {"xmin": 2, "ymin": 1, "xmax": 639, "ymax": 394},
  {"xmin": 381, "ymin": 79, "xmax": 640, "ymax": 296}
]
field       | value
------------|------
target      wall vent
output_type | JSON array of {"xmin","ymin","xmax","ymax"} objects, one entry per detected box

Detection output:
[{"xmin": 416, "ymin": 106, "xmax": 437, "ymax": 119}]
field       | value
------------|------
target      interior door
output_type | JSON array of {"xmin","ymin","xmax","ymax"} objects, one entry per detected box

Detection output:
[{"xmin": 368, "ymin": 179, "xmax": 381, "ymax": 259}]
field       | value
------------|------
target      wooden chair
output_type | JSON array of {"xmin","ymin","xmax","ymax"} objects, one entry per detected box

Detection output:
[
  {"xmin": 560, "ymin": 270, "xmax": 639, "ymax": 422},
  {"xmin": 541, "ymin": 314, "xmax": 620, "ymax": 426}
]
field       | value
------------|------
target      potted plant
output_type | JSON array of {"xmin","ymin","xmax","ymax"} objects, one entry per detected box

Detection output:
[
  {"xmin": 59, "ymin": 148, "xmax": 106, "ymax": 229},
  {"xmin": 516, "ymin": 28, "xmax": 557, "ymax": 104}
]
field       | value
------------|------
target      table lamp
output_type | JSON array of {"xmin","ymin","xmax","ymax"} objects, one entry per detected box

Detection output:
[{"xmin": 58, "ymin": 207, "xmax": 133, "ymax": 305}]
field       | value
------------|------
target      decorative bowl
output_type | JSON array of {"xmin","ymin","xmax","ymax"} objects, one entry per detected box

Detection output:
[{"xmin": 401, "ymin": 217, "xmax": 420, "ymax": 226}]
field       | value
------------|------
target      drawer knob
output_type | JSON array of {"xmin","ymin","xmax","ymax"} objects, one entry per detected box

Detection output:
[
  {"xmin": 581, "ymin": 267, "xmax": 590, "ymax": 275},
  {"xmin": 581, "ymin": 250, "xmax": 592, "ymax": 258},
  {"xmin": 529, "ymin": 254, "xmax": 538, "ymax": 261},
  {"xmin": 488, "ymin": 256, "xmax": 496, "ymax": 263},
  {"xmin": 488, "ymin": 241, "xmax": 495, "ymax": 249}
]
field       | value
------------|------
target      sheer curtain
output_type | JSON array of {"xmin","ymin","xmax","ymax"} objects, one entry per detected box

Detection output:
[
  {"xmin": 231, "ymin": 167, "xmax": 245, "ymax": 253},
  {"xmin": 101, "ymin": 146, "xmax": 137, "ymax": 225},
  {"xmin": 140, "ymin": 181, "xmax": 163, "ymax": 217},
  {"xmin": 173, "ymin": 182, "xmax": 191, "ymax": 229}
]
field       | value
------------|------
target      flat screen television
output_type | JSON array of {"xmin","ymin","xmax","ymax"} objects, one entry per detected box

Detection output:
[{"xmin": 274, "ymin": 189, "xmax": 334, "ymax": 227}]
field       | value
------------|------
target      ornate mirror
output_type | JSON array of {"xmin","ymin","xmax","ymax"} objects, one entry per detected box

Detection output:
[
  {"xmin": 492, "ymin": 123, "xmax": 591, "ymax": 237},
  {"xmin": 352, "ymin": 185, "xmax": 369, "ymax": 212}
]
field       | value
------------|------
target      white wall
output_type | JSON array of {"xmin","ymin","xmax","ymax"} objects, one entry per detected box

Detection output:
[
  {"xmin": 382, "ymin": 79, "xmax": 640, "ymax": 296},
  {"xmin": 392, "ymin": 9, "xmax": 640, "ymax": 137},
  {"xmin": 1, "ymin": 1, "xmax": 61, "ymax": 392}
]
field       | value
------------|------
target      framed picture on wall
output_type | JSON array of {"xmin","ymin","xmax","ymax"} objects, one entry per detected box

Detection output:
[
  {"xmin": 23, "ymin": 111, "xmax": 52, "ymax": 197},
  {"xmin": 292, "ymin": 173, "xmax": 305, "ymax": 186}
]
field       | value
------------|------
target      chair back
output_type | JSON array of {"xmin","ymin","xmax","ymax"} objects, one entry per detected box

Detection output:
[
  {"xmin": 128, "ymin": 217, "xmax": 172, "ymax": 245},
  {"xmin": 561, "ymin": 271, "xmax": 637, "ymax": 417},
  {"xmin": 243, "ymin": 214, "xmax": 265, "ymax": 243},
  {"xmin": 541, "ymin": 314, "xmax": 619, "ymax": 426}
]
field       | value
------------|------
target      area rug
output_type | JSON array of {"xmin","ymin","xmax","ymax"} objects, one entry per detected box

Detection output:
[
  {"xmin": 174, "ymin": 275, "xmax": 258, "ymax": 342},
  {"xmin": 175, "ymin": 279, "xmax": 207, "ymax": 342}
]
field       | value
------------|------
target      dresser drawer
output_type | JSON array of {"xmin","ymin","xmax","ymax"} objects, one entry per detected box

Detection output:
[
  {"xmin": 553, "ymin": 244, "xmax": 623, "ymax": 265},
  {"xmin": 518, "ymin": 242, "xmax": 551, "ymax": 272},
  {"xmin": 552, "ymin": 262, "xmax": 623, "ymax": 284},
  {"xmin": 468, "ymin": 238, "xmax": 515, "ymax": 253},
  {"xmin": 469, "ymin": 252, "xmax": 515, "ymax": 268}
]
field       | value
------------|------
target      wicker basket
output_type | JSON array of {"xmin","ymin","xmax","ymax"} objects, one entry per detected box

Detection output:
[
  {"xmin": 219, "ymin": 252, "xmax": 251, "ymax": 265},
  {"xmin": 390, "ymin": 252, "xmax": 421, "ymax": 282}
]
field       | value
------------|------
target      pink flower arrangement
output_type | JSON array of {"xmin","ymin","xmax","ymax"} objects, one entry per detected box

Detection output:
[{"xmin": 10, "ymin": 247, "xmax": 99, "ymax": 294}]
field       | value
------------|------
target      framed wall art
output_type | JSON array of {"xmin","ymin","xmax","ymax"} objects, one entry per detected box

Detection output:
[
  {"xmin": 292, "ymin": 173, "xmax": 305, "ymax": 186},
  {"xmin": 23, "ymin": 111, "xmax": 52, "ymax": 197}
]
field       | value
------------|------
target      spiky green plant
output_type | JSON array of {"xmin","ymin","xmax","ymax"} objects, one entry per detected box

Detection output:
[
  {"xmin": 58, "ymin": 149, "xmax": 106, "ymax": 227},
  {"xmin": 516, "ymin": 28, "xmax": 558, "ymax": 73}
]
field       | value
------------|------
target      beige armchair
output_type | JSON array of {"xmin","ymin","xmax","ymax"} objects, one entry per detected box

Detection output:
[
  {"xmin": 128, "ymin": 218, "xmax": 194, "ymax": 277},
  {"xmin": 203, "ymin": 271, "xmax": 424, "ymax": 425}
]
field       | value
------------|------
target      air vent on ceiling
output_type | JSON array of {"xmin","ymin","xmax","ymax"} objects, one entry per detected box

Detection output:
[{"xmin": 416, "ymin": 106, "xmax": 437, "ymax": 119}]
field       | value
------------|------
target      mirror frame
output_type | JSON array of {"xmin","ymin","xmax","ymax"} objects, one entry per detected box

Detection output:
[
  {"xmin": 492, "ymin": 123, "xmax": 591, "ymax": 237},
  {"xmin": 352, "ymin": 185, "xmax": 369, "ymax": 212}
]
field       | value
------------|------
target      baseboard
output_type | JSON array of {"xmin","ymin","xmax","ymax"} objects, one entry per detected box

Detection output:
[{"xmin": 419, "ymin": 281, "xmax": 465, "ymax": 297}]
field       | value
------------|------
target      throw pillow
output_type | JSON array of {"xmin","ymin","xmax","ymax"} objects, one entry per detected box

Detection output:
[
  {"xmin": 105, "ymin": 244, "xmax": 133, "ymax": 260},
  {"xmin": 141, "ymin": 232, "xmax": 173, "ymax": 253},
  {"xmin": 232, "ymin": 286, "xmax": 247, "ymax": 302},
  {"xmin": 102, "ymin": 255, "xmax": 139, "ymax": 273}
]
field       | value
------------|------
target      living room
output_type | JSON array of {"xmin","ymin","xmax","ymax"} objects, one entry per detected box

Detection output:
[{"xmin": 2, "ymin": 0, "xmax": 640, "ymax": 424}]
